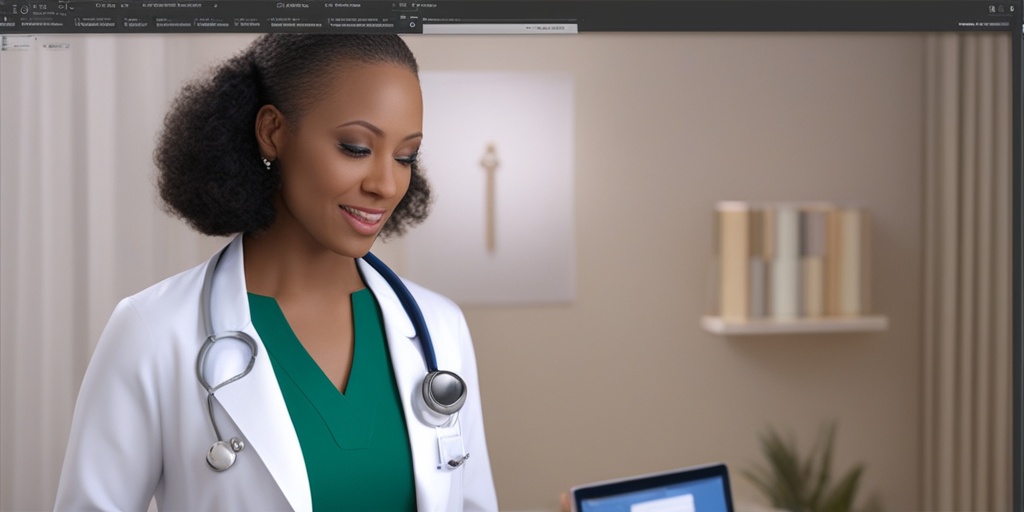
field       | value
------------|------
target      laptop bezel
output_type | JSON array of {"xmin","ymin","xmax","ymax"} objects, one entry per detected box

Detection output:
[{"xmin": 571, "ymin": 462, "xmax": 735, "ymax": 512}]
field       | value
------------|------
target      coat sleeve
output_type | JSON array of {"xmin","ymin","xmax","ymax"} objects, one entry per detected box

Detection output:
[
  {"xmin": 455, "ymin": 310, "xmax": 499, "ymax": 511},
  {"xmin": 54, "ymin": 297, "xmax": 164, "ymax": 511}
]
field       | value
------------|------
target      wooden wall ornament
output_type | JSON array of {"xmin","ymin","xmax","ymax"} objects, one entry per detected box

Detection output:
[{"xmin": 480, "ymin": 143, "xmax": 500, "ymax": 253}]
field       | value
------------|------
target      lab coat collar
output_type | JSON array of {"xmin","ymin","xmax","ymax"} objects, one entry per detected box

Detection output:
[
  {"xmin": 357, "ymin": 257, "xmax": 453, "ymax": 511},
  {"xmin": 206, "ymin": 235, "xmax": 313, "ymax": 512}
]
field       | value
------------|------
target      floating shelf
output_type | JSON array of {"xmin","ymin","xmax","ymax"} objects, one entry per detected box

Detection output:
[{"xmin": 701, "ymin": 315, "xmax": 889, "ymax": 335}]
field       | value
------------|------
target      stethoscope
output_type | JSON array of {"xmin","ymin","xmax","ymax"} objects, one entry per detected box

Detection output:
[{"xmin": 195, "ymin": 247, "xmax": 468, "ymax": 472}]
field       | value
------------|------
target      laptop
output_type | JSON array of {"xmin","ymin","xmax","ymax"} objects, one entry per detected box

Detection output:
[{"xmin": 571, "ymin": 463, "xmax": 735, "ymax": 512}]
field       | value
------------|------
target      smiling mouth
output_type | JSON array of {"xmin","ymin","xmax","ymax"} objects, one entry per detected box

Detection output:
[{"xmin": 340, "ymin": 205, "xmax": 384, "ymax": 224}]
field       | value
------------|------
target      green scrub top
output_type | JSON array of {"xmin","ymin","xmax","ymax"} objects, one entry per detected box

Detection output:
[{"xmin": 248, "ymin": 289, "xmax": 416, "ymax": 511}]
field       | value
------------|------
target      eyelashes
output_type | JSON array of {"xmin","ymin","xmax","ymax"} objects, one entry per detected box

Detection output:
[
  {"xmin": 395, "ymin": 153, "xmax": 419, "ymax": 166},
  {"xmin": 339, "ymin": 143, "xmax": 418, "ymax": 167},
  {"xmin": 339, "ymin": 143, "xmax": 371, "ymax": 157}
]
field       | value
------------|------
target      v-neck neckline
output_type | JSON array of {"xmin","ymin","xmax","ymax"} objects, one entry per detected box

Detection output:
[{"xmin": 247, "ymin": 289, "xmax": 370, "ymax": 398}]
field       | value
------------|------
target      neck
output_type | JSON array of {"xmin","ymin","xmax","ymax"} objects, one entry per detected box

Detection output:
[{"xmin": 241, "ymin": 222, "xmax": 366, "ymax": 301}]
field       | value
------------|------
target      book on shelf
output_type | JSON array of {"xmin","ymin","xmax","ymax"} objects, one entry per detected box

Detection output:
[
  {"xmin": 717, "ymin": 202, "xmax": 750, "ymax": 321},
  {"xmin": 799, "ymin": 205, "xmax": 828, "ymax": 318},
  {"xmin": 836, "ymin": 207, "xmax": 871, "ymax": 316},
  {"xmin": 748, "ymin": 208, "xmax": 769, "ymax": 319},
  {"xmin": 825, "ymin": 207, "xmax": 843, "ymax": 315},
  {"xmin": 771, "ymin": 204, "xmax": 800, "ymax": 320},
  {"xmin": 712, "ymin": 201, "xmax": 872, "ymax": 323}
]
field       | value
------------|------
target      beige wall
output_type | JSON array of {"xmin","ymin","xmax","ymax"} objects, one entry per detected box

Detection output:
[
  {"xmin": 1, "ymin": 33, "xmax": 935, "ymax": 510},
  {"xmin": 402, "ymin": 33, "xmax": 927, "ymax": 511}
]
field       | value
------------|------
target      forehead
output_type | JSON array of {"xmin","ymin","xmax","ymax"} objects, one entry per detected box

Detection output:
[{"xmin": 298, "ymin": 62, "xmax": 423, "ymax": 127}]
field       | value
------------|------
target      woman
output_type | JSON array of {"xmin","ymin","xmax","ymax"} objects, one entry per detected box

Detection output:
[{"xmin": 54, "ymin": 34, "xmax": 498, "ymax": 511}]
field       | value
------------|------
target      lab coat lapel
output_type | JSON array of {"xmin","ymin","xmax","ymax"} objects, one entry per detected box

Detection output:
[
  {"xmin": 204, "ymin": 236, "xmax": 313, "ymax": 512},
  {"xmin": 358, "ymin": 258, "xmax": 452, "ymax": 511}
]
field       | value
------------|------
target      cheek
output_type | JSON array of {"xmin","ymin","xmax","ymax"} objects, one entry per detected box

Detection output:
[
  {"xmin": 288, "ymin": 152, "xmax": 352, "ymax": 194},
  {"xmin": 398, "ymin": 169, "xmax": 414, "ymax": 196}
]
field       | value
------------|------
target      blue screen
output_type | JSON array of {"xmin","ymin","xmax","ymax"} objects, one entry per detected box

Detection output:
[{"xmin": 579, "ymin": 476, "xmax": 729, "ymax": 512}]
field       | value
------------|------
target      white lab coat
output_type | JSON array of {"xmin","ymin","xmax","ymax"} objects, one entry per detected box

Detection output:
[{"xmin": 54, "ymin": 235, "xmax": 498, "ymax": 511}]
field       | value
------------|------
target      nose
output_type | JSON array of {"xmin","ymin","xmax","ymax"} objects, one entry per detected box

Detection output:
[{"xmin": 362, "ymin": 155, "xmax": 399, "ymax": 199}]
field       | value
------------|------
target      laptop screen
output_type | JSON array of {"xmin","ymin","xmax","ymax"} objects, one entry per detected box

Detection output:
[{"xmin": 575, "ymin": 464, "xmax": 733, "ymax": 512}]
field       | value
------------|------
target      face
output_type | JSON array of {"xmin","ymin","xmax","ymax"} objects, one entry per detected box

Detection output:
[{"xmin": 257, "ymin": 62, "xmax": 423, "ymax": 258}]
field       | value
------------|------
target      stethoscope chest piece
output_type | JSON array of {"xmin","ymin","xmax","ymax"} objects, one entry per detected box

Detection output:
[
  {"xmin": 206, "ymin": 437, "xmax": 245, "ymax": 471},
  {"xmin": 422, "ymin": 370, "xmax": 467, "ymax": 416}
]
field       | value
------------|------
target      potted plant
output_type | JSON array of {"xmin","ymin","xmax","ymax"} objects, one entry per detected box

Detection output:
[{"xmin": 744, "ymin": 422, "xmax": 881, "ymax": 512}]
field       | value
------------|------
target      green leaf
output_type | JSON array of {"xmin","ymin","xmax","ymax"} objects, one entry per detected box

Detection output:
[
  {"xmin": 743, "ymin": 466, "xmax": 785, "ymax": 505},
  {"xmin": 808, "ymin": 422, "xmax": 837, "ymax": 509},
  {"xmin": 820, "ymin": 465, "xmax": 864, "ymax": 512},
  {"xmin": 759, "ymin": 428, "xmax": 806, "ymax": 510}
]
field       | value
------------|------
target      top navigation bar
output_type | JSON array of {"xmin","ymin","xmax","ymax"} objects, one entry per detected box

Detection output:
[{"xmin": 0, "ymin": 0, "xmax": 1019, "ymax": 34}]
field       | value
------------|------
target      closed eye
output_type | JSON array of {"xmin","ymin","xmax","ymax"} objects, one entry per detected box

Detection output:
[
  {"xmin": 339, "ymin": 143, "xmax": 371, "ymax": 157},
  {"xmin": 395, "ymin": 153, "xmax": 419, "ymax": 167}
]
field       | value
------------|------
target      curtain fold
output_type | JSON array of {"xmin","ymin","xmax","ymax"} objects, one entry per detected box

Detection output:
[
  {"xmin": 0, "ymin": 35, "xmax": 228, "ymax": 511},
  {"xmin": 921, "ymin": 32, "xmax": 1013, "ymax": 512}
]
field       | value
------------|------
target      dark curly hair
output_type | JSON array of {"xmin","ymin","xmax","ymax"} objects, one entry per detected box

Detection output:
[{"xmin": 155, "ymin": 34, "xmax": 431, "ymax": 238}]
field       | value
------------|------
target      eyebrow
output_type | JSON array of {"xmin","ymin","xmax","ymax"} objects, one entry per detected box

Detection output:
[{"xmin": 336, "ymin": 120, "xmax": 422, "ymax": 142}]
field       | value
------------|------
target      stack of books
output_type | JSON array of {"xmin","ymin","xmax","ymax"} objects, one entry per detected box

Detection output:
[{"xmin": 712, "ymin": 201, "xmax": 872, "ymax": 323}]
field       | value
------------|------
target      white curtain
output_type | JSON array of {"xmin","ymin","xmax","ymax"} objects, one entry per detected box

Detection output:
[
  {"xmin": 0, "ymin": 35, "xmax": 242, "ymax": 511},
  {"xmin": 921, "ymin": 32, "xmax": 1013, "ymax": 512}
]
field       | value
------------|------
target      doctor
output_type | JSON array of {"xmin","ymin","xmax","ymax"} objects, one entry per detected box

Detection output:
[{"xmin": 54, "ymin": 34, "xmax": 498, "ymax": 511}]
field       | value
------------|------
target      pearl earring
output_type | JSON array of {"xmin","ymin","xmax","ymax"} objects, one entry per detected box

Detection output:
[{"xmin": 261, "ymin": 157, "xmax": 272, "ymax": 170}]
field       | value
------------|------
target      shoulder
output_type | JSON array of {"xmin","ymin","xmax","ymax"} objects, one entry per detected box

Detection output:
[
  {"xmin": 396, "ymin": 277, "xmax": 476, "ymax": 356},
  {"xmin": 402, "ymin": 278, "xmax": 461, "ymax": 315},
  {"xmin": 91, "ymin": 260, "xmax": 208, "ymax": 368},
  {"xmin": 401, "ymin": 278, "xmax": 468, "ymax": 330},
  {"xmin": 126, "ymin": 261, "xmax": 207, "ymax": 316}
]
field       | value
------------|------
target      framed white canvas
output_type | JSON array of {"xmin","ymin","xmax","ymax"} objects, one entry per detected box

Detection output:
[{"xmin": 401, "ymin": 71, "xmax": 576, "ymax": 305}]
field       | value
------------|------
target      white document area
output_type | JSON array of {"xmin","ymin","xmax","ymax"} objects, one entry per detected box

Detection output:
[{"xmin": 630, "ymin": 494, "xmax": 696, "ymax": 512}]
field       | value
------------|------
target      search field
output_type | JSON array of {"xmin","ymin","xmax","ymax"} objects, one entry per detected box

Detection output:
[{"xmin": 422, "ymin": 23, "xmax": 577, "ymax": 34}]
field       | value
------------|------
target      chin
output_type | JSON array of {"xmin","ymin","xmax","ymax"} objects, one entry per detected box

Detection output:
[{"xmin": 326, "ymin": 236, "xmax": 377, "ymax": 259}]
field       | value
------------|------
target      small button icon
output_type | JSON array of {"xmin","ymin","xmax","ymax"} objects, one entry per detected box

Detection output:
[
  {"xmin": 409, "ymin": 21, "xmax": 415, "ymax": 27},
  {"xmin": 20, "ymin": 5, "xmax": 29, "ymax": 13}
]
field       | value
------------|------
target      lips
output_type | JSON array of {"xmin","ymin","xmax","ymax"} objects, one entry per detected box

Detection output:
[
  {"xmin": 339, "ymin": 205, "xmax": 386, "ymax": 235},
  {"xmin": 340, "ymin": 205, "xmax": 384, "ymax": 224}
]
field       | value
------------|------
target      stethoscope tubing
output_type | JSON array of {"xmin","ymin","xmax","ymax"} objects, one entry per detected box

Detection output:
[
  {"xmin": 196, "ymin": 249, "xmax": 259, "ymax": 403},
  {"xmin": 360, "ymin": 251, "xmax": 439, "ymax": 372}
]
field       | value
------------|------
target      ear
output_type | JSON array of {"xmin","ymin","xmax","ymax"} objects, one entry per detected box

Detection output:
[{"xmin": 255, "ymin": 104, "xmax": 287, "ymax": 161}]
